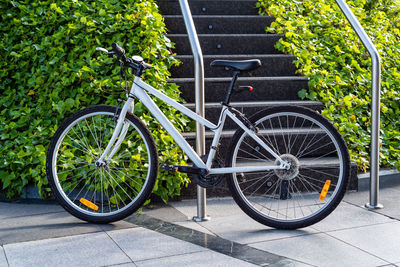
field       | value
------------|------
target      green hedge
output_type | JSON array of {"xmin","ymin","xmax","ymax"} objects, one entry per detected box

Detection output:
[
  {"xmin": 0, "ymin": 0, "xmax": 190, "ymax": 201},
  {"xmin": 257, "ymin": 0, "xmax": 400, "ymax": 172}
]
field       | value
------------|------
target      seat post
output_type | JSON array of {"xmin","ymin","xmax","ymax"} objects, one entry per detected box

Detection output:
[{"xmin": 223, "ymin": 71, "xmax": 240, "ymax": 105}]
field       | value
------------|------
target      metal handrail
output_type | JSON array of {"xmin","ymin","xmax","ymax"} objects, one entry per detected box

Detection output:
[
  {"xmin": 178, "ymin": 0, "xmax": 210, "ymax": 220},
  {"xmin": 177, "ymin": 0, "xmax": 383, "ymax": 213},
  {"xmin": 335, "ymin": 0, "xmax": 383, "ymax": 209},
  {"xmin": 334, "ymin": 0, "xmax": 383, "ymax": 209}
]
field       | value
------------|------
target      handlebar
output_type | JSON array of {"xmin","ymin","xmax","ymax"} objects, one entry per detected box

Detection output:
[
  {"xmin": 96, "ymin": 43, "xmax": 153, "ymax": 74},
  {"xmin": 96, "ymin": 42, "xmax": 126, "ymax": 61}
]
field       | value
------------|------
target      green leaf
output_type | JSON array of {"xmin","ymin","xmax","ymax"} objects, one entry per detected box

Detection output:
[{"xmin": 2, "ymin": 172, "xmax": 16, "ymax": 189}]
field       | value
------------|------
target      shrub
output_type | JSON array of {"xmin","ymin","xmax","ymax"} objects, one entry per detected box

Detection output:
[
  {"xmin": 0, "ymin": 0, "xmax": 190, "ymax": 201},
  {"xmin": 257, "ymin": 0, "xmax": 400, "ymax": 172}
]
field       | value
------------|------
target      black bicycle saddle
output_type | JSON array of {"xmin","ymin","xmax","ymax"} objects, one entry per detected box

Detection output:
[{"xmin": 210, "ymin": 59, "xmax": 261, "ymax": 72}]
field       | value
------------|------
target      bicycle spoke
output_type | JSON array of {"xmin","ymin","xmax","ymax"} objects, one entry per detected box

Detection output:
[
  {"xmin": 277, "ymin": 115, "xmax": 289, "ymax": 154},
  {"xmin": 49, "ymin": 108, "xmax": 156, "ymax": 221},
  {"xmin": 229, "ymin": 108, "xmax": 348, "ymax": 228}
]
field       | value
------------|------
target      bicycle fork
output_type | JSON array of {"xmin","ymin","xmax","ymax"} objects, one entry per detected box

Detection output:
[{"xmin": 95, "ymin": 97, "xmax": 135, "ymax": 167}]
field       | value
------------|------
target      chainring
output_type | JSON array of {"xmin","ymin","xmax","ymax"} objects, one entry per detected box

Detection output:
[{"xmin": 192, "ymin": 154, "xmax": 225, "ymax": 189}]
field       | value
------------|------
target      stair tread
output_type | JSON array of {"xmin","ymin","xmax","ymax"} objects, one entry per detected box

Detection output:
[
  {"xmin": 183, "ymin": 100, "xmax": 322, "ymax": 108},
  {"xmin": 158, "ymin": 0, "xmax": 258, "ymax": 1},
  {"xmin": 163, "ymin": 15, "xmax": 270, "ymax": 18},
  {"xmin": 169, "ymin": 76, "xmax": 309, "ymax": 82},
  {"xmin": 168, "ymin": 33, "xmax": 283, "ymax": 37},
  {"xmin": 159, "ymin": 0, "xmax": 256, "ymax": 1},
  {"xmin": 182, "ymin": 128, "xmax": 326, "ymax": 138},
  {"xmin": 234, "ymin": 157, "xmax": 344, "ymax": 167},
  {"xmin": 175, "ymin": 54, "xmax": 296, "ymax": 59}
]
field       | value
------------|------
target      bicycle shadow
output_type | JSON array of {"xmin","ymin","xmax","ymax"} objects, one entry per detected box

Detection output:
[{"xmin": 0, "ymin": 211, "xmax": 135, "ymax": 245}]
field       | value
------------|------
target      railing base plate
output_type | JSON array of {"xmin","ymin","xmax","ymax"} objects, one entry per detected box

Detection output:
[
  {"xmin": 193, "ymin": 216, "xmax": 211, "ymax": 222},
  {"xmin": 365, "ymin": 203, "xmax": 384, "ymax": 210}
]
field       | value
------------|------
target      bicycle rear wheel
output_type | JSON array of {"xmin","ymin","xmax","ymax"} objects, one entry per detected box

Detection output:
[
  {"xmin": 226, "ymin": 106, "xmax": 350, "ymax": 229},
  {"xmin": 46, "ymin": 105, "xmax": 158, "ymax": 223}
]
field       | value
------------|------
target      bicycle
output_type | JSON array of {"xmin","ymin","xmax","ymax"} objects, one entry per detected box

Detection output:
[{"xmin": 46, "ymin": 43, "xmax": 350, "ymax": 229}]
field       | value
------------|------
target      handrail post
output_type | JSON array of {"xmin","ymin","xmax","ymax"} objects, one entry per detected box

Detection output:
[
  {"xmin": 178, "ymin": 0, "xmax": 210, "ymax": 221},
  {"xmin": 334, "ymin": 0, "xmax": 383, "ymax": 209}
]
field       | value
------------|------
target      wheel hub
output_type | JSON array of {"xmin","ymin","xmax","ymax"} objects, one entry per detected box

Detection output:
[
  {"xmin": 274, "ymin": 154, "xmax": 299, "ymax": 180},
  {"xmin": 95, "ymin": 160, "xmax": 110, "ymax": 171}
]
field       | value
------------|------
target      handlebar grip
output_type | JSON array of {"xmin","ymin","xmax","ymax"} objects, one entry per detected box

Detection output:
[
  {"xmin": 111, "ymin": 42, "xmax": 126, "ymax": 60},
  {"xmin": 96, "ymin": 47, "xmax": 109, "ymax": 54}
]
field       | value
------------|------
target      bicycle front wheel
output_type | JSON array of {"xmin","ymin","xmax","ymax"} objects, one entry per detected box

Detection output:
[
  {"xmin": 46, "ymin": 105, "xmax": 158, "ymax": 223},
  {"xmin": 226, "ymin": 106, "xmax": 350, "ymax": 229}
]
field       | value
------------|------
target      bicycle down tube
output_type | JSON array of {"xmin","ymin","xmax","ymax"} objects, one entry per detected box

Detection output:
[{"xmin": 101, "ymin": 76, "xmax": 289, "ymax": 174}]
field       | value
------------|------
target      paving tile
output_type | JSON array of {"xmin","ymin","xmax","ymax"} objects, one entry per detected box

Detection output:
[
  {"xmin": 106, "ymin": 263, "xmax": 137, "ymax": 267},
  {"xmin": 329, "ymin": 221, "xmax": 400, "ymax": 263},
  {"xmin": 124, "ymin": 214, "xmax": 296, "ymax": 266},
  {"xmin": 0, "ymin": 202, "xmax": 63, "ymax": 219},
  {"xmin": 142, "ymin": 204, "xmax": 189, "ymax": 222},
  {"xmin": 107, "ymin": 227, "xmax": 206, "ymax": 261},
  {"xmin": 174, "ymin": 220, "xmax": 216, "ymax": 236},
  {"xmin": 0, "ymin": 211, "xmax": 103, "ymax": 245},
  {"xmin": 345, "ymin": 186, "xmax": 400, "ymax": 220},
  {"xmin": 4, "ymin": 232, "xmax": 131, "ymax": 267},
  {"xmin": 99, "ymin": 220, "xmax": 138, "ymax": 232},
  {"xmin": 343, "ymin": 189, "xmax": 369, "ymax": 205},
  {"xmin": 311, "ymin": 202, "xmax": 394, "ymax": 232},
  {"xmin": 135, "ymin": 250, "xmax": 258, "ymax": 267},
  {"xmin": 0, "ymin": 247, "xmax": 8, "ymax": 267},
  {"xmin": 250, "ymin": 233, "xmax": 387, "ymax": 267},
  {"xmin": 195, "ymin": 213, "xmax": 317, "ymax": 244},
  {"xmin": 169, "ymin": 197, "xmax": 243, "ymax": 219}
]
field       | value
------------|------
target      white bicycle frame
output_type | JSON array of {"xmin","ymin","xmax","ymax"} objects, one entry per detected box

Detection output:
[{"xmin": 97, "ymin": 76, "xmax": 289, "ymax": 174}]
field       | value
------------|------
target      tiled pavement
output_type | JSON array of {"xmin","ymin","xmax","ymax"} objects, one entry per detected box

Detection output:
[{"xmin": 0, "ymin": 174, "xmax": 399, "ymax": 266}]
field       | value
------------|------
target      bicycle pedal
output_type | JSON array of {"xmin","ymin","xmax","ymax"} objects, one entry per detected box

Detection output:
[
  {"xmin": 160, "ymin": 164, "xmax": 204, "ymax": 174},
  {"xmin": 160, "ymin": 164, "xmax": 179, "ymax": 172}
]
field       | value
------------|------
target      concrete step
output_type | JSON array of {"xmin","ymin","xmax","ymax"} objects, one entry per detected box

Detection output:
[
  {"xmin": 157, "ymin": 0, "xmax": 259, "ymax": 16},
  {"xmin": 168, "ymin": 34, "xmax": 283, "ymax": 55},
  {"xmin": 180, "ymin": 160, "xmax": 358, "ymax": 198},
  {"xmin": 232, "ymin": 158, "xmax": 358, "ymax": 191},
  {"xmin": 183, "ymin": 101, "xmax": 323, "ymax": 129},
  {"xmin": 172, "ymin": 54, "xmax": 298, "ymax": 78},
  {"xmin": 170, "ymin": 76, "xmax": 309, "ymax": 102},
  {"xmin": 164, "ymin": 15, "xmax": 272, "ymax": 34},
  {"xmin": 182, "ymin": 128, "xmax": 337, "ymax": 159}
]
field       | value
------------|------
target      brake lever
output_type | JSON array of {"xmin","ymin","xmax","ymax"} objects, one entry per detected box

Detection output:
[
  {"xmin": 96, "ymin": 47, "xmax": 109, "ymax": 53},
  {"xmin": 96, "ymin": 47, "xmax": 116, "ymax": 57}
]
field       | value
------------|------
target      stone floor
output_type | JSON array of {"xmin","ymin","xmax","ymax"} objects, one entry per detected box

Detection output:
[{"xmin": 0, "ymin": 174, "xmax": 399, "ymax": 266}]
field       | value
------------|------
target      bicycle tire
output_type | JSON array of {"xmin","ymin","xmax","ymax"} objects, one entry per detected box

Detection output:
[
  {"xmin": 225, "ymin": 106, "xmax": 350, "ymax": 229},
  {"xmin": 46, "ymin": 105, "xmax": 158, "ymax": 223}
]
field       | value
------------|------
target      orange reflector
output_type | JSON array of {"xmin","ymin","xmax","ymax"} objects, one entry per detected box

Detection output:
[
  {"xmin": 319, "ymin": 180, "xmax": 331, "ymax": 201},
  {"xmin": 80, "ymin": 198, "xmax": 99, "ymax": 211}
]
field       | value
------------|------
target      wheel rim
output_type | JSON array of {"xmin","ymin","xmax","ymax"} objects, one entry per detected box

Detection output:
[
  {"xmin": 51, "ymin": 111, "xmax": 151, "ymax": 217},
  {"xmin": 231, "ymin": 111, "xmax": 344, "ymax": 223}
]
